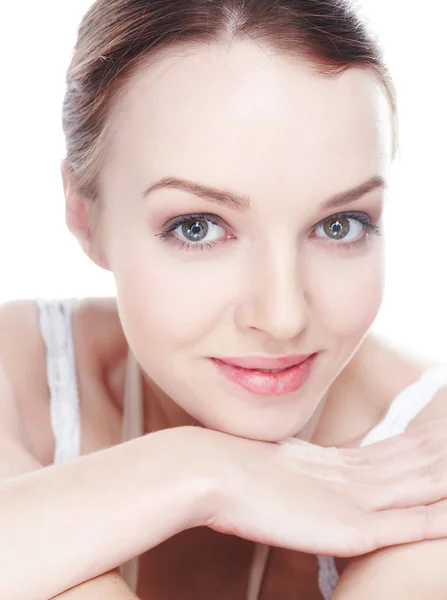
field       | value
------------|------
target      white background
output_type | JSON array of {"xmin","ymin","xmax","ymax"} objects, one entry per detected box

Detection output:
[{"xmin": 0, "ymin": 1, "xmax": 446, "ymax": 361}]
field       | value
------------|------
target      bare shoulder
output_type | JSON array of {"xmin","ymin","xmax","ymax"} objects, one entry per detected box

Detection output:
[
  {"xmin": 350, "ymin": 334, "xmax": 447, "ymax": 427},
  {"xmin": 333, "ymin": 344, "xmax": 447, "ymax": 594},
  {"xmin": 0, "ymin": 300, "xmax": 52, "ymax": 464},
  {"xmin": 333, "ymin": 335, "xmax": 447, "ymax": 595},
  {"xmin": 320, "ymin": 332, "xmax": 444, "ymax": 447},
  {"xmin": 0, "ymin": 297, "xmax": 126, "ymax": 465}
]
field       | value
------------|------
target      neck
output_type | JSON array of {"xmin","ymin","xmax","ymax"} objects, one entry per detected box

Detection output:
[{"xmin": 141, "ymin": 371, "xmax": 201, "ymax": 432}]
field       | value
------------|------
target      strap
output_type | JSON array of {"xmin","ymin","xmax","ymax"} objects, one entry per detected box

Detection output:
[
  {"xmin": 246, "ymin": 543, "xmax": 271, "ymax": 600},
  {"xmin": 361, "ymin": 367, "xmax": 447, "ymax": 447},
  {"xmin": 36, "ymin": 299, "xmax": 81, "ymax": 465},
  {"xmin": 119, "ymin": 351, "xmax": 144, "ymax": 592}
]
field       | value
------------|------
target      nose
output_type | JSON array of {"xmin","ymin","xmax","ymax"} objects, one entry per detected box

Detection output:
[{"xmin": 235, "ymin": 246, "xmax": 309, "ymax": 341}]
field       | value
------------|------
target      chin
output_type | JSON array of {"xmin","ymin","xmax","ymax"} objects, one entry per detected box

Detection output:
[{"xmin": 198, "ymin": 411, "xmax": 309, "ymax": 443}]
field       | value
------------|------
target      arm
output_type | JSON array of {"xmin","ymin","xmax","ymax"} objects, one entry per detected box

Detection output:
[
  {"xmin": 50, "ymin": 571, "xmax": 137, "ymax": 599},
  {"xmin": 332, "ymin": 534, "xmax": 447, "ymax": 599},
  {"xmin": 0, "ymin": 435, "xmax": 137, "ymax": 600},
  {"xmin": 5, "ymin": 374, "xmax": 447, "ymax": 600},
  {"xmin": 0, "ymin": 366, "xmax": 216, "ymax": 600},
  {"xmin": 0, "ymin": 426, "xmax": 216, "ymax": 600},
  {"xmin": 332, "ymin": 388, "xmax": 447, "ymax": 599},
  {"xmin": 0, "ymin": 323, "xmax": 138, "ymax": 600},
  {"xmin": 3, "ymin": 324, "xmax": 447, "ymax": 600}
]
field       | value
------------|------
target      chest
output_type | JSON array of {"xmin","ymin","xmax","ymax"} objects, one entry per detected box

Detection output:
[{"xmin": 136, "ymin": 528, "xmax": 331, "ymax": 600}]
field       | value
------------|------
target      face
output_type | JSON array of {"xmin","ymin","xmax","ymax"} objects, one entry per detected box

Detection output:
[{"xmin": 90, "ymin": 41, "xmax": 392, "ymax": 441}]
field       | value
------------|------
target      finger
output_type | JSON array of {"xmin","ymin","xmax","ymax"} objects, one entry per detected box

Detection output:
[
  {"xmin": 318, "ymin": 506, "xmax": 431, "ymax": 558},
  {"xmin": 357, "ymin": 439, "xmax": 447, "ymax": 511},
  {"xmin": 344, "ymin": 424, "xmax": 447, "ymax": 487},
  {"xmin": 362, "ymin": 506, "xmax": 432, "ymax": 552},
  {"xmin": 357, "ymin": 417, "xmax": 447, "ymax": 460},
  {"xmin": 361, "ymin": 465, "xmax": 447, "ymax": 512},
  {"xmin": 363, "ymin": 500, "xmax": 447, "ymax": 553},
  {"xmin": 418, "ymin": 499, "xmax": 447, "ymax": 540}
]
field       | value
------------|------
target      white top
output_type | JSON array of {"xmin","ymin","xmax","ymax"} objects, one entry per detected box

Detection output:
[{"xmin": 37, "ymin": 298, "xmax": 447, "ymax": 599}]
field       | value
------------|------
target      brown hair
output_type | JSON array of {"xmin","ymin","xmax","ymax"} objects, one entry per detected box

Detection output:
[{"xmin": 63, "ymin": 0, "xmax": 396, "ymax": 200}]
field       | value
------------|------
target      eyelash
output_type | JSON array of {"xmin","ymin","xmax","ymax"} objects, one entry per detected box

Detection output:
[
  {"xmin": 156, "ymin": 213, "xmax": 228, "ymax": 253},
  {"xmin": 315, "ymin": 211, "xmax": 381, "ymax": 251},
  {"xmin": 156, "ymin": 211, "xmax": 380, "ymax": 253}
]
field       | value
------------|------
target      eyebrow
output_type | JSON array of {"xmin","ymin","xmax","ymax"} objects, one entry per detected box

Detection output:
[
  {"xmin": 142, "ymin": 176, "xmax": 250, "ymax": 210},
  {"xmin": 320, "ymin": 175, "xmax": 386, "ymax": 210},
  {"xmin": 142, "ymin": 174, "xmax": 386, "ymax": 211}
]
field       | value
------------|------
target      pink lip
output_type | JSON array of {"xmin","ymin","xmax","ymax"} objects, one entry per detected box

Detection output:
[
  {"xmin": 215, "ymin": 355, "xmax": 311, "ymax": 370},
  {"xmin": 211, "ymin": 353, "xmax": 317, "ymax": 397}
]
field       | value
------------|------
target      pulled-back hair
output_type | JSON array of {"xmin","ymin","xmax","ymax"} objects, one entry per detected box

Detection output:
[{"xmin": 63, "ymin": 0, "xmax": 395, "ymax": 200}]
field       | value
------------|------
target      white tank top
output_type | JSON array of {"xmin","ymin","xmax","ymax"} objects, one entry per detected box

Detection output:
[{"xmin": 37, "ymin": 298, "xmax": 447, "ymax": 599}]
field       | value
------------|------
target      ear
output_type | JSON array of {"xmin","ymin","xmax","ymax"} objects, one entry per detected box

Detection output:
[{"xmin": 62, "ymin": 161, "xmax": 110, "ymax": 270}]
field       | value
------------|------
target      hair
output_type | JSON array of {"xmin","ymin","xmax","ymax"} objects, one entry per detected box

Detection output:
[{"xmin": 62, "ymin": 0, "xmax": 396, "ymax": 201}]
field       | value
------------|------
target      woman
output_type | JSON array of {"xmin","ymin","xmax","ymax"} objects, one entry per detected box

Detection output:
[{"xmin": 2, "ymin": 1, "xmax": 447, "ymax": 599}]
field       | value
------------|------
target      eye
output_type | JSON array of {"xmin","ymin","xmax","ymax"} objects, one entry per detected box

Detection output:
[
  {"xmin": 313, "ymin": 212, "xmax": 376, "ymax": 243},
  {"xmin": 174, "ymin": 216, "xmax": 225, "ymax": 244},
  {"xmin": 157, "ymin": 213, "xmax": 234, "ymax": 251}
]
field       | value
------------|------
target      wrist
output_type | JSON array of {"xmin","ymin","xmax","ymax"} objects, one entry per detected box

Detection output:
[{"xmin": 141, "ymin": 426, "xmax": 223, "ymax": 531}]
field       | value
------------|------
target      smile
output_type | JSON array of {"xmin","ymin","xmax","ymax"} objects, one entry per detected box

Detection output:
[{"xmin": 210, "ymin": 354, "xmax": 317, "ymax": 397}]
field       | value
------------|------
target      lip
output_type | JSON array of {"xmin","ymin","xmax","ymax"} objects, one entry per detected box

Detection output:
[
  {"xmin": 211, "ymin": 353, "xmax": 317, "ymax": 397},
  {"xmin": 215, "ymin": 355, "xmax": 312, "ymax": 370}
]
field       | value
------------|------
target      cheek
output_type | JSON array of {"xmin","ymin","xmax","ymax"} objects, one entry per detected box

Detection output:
[
  {"xmin": 111, "ymin": 241, "xmax": 241, "ymax": 362},
  {"xmin": 309, "ymin": 248, "xmax": 384, "ymax": 339}
]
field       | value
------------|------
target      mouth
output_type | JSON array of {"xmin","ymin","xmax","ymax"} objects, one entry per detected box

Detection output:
[{"xmin": 210, "ymin": 353, "xmax": 317, "ymax": 397}]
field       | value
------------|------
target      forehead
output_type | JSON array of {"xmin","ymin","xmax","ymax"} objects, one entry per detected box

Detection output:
[{"xmin": 103, "ymin": 42, "xmax": 393, "ymax": 199}]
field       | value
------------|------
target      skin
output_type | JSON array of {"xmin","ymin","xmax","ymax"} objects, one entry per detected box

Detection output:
[
  {"xmin": 2, "ymin": 40, "xmax": 447, "ymax": 599},
  {"xmin": 88, "ymin": 40, "xmax": 390, "ymax": 442}
]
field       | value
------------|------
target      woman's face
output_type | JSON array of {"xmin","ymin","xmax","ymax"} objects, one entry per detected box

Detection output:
[{"xmin": 95, "ymin": 41, "xmax": 392, "ymax": 441}]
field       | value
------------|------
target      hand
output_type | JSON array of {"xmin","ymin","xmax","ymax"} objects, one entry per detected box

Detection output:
[{"xmin": 199, "ymin": 420, "xmax": 447, "ymax": 557}]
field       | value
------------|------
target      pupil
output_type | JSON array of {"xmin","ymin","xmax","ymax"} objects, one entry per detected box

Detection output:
[
  {"xmin": 324, "ymin": 217, "xmax": 350, "ymax": 240},
  {"xmin": 183, "ymin": 218, "xmax": 209, "ymax": 242}
]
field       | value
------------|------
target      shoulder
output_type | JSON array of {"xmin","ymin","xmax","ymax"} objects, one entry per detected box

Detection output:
[
  {"xmin": 333, "ymin": 336, "xmax": 447, "ymax": 597},
  {"xmin": 320, "ymin": 333, "xmax": 445, "ymax": 447},
  {"xmin": 0, "ymin": 297, "xmax": 126, "ymax": 464},
  {"xmin": 353, "ymin": 332, "xmax": 447, "ymax": 426},
  {"xmin": 0, "ymin": 300, "xmax": 49, "ymax": 404},
  {"xmin": 0, "ymin": 300, "xmax": 53, "ymax": 463}
]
